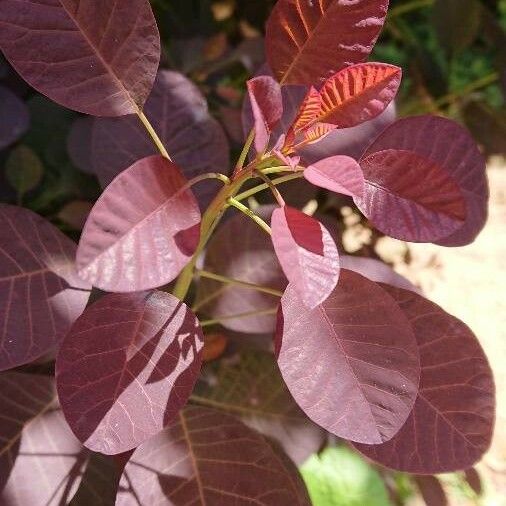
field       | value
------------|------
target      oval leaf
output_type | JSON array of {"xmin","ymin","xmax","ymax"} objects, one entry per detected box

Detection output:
[
  {"xmin": 0, "ymin": 372, "xmax": 85, "ymax": 505},
  {"xmin": 0, "ymin": 204, "xmax": 90, "ymax": 371},
  {"xmin": 415, "ymin": 476, "xmax": 448, "ymax": 506},
  {"xmin": 276, "ymin": 269, "xmax": 420, "ymax": 444},
  {"xmin": 304, "ymin": 155, "xmax": 365, "ymax": 198},
  {"xmin": 316, "ymin": 63, "xmax": 401, "ymax": 128},
  {"xmin": 362, "ymin": 115, "xmax": 488, "ymax": 246},
  {"xmin": 76, "ymin": 155, "xmax": 201, "ymax": 292},
  {"xmin": 91, "ymin": 70, "xmax": 230, "ymax": 208},
  {"xmin": 116, "ymin": 406, "xmax": 311, "ymax": 505},
  {"xmin": 67, "ymin": 116, "xmax": 94, "ymax": 174},
  {"xmin": 0, "ymin": 85, "xmax": 30, "ymax": 149},
  {"xmin": 266, "ymin": 0, "xmax": 389, "ymax": 85},
  {"xmin": 0, "ymin": 0, "xmax": 160, "ymax": 116},
  {"xmin": 354, "ymin": 286, "xmax": 495, "ymax": 473},
  {"xmin": 271, "ymin": 206, "xmax": 340, "ymax": 309},
  {"xmin": 56, "ymin": 291, "xmax": 204, "ymax": 455},
  {"xmin": 355, "ymin": 149, "xmax": 467, "ymax": 243}
]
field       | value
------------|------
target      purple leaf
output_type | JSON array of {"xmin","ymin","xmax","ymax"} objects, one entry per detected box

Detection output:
[
  {"xmin": 0, "ymin": 372, "xmax": 85, "ymax": 505},
  {"xmin": 0, "ymin": 85, "xmax": 30, "ymax": 150},
  {"xmin": 266, "ymin": 0, "xmax": 390, "ymax": 85},
  {"xmin": 355, "ymin": 149, "xmax": 467, "ymax": 243},
  {"xmin": 91, "ymin": 70, "xmax": 230, "ymax": 208},
  {"xmin": 304, "ymin": 155, "xmax": 365, "ymax": 198},
  {"xmin": 0, "ymin": 205, "xmax": 90, "ymax": 371},
  {"xmin": 354, "ymin": 286, "xmax": 495, "ymax": 473},
  {"xmin": 76, "ymin": 155, "xmax": 201, "ymax": 292},
  {"xmin": 271, "ymin": 206, "xmax": 340, "ymax": 309},
  {"xmin": 276, "ymin": 269, "xmax": 420, "ymax": 444},
  {"xmin": 247, "ymin": 75, "xmax": 283, "ymax": 152},
  {"xmin": 116, "ymin": 406, "xmax": 311, "ymax": 505},
  {"xmin": 415, "ymin": 476, "xmax": 448, "ymax": 506},
  {"xmin": 361, "ymin": 115, "xmax": 488, "ymax": 246},
  {"xmin": 195, "ymin": 206, "xmax": 287, "ymax": 334},
  {"xmin": 56, "ymin": 291, "xmax": 204, "ymax": 455},
  {"xmin": 0, "ymin": 0, "xmax": 160, "ymax": 116},
  {"xmin": 67, "ymin": 116, "xmax": 94, "ymax": 174}
]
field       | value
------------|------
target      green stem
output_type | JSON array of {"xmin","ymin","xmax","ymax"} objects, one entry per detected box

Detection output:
[
  {"xmin": 389, "ymin": 0, "xmax": 434, "ymax": 18},
  {"xmin": 235, "ymin": 173, "xmax": 304, "ymax": 202},
  {"xmin": 137, "ymin": 111, "xmax": 172, "ymax": 161},
  {"xmin": 227, "ymin": 198, "xmax": 272, "ymax": 235},
  {"xmin": 200, "ymin": 307, "xmax": 278, "ymax": 328},
  {"xmin": 196, "ymin": 269, "xmax": 283, "ymax": 297},
  {"xmin": 254, "ymin": 170, "xmax": 286, "ymax": 207},
  {"xmin": 235, "ymin": 128, "xmax": 255, "ymax": 172}
]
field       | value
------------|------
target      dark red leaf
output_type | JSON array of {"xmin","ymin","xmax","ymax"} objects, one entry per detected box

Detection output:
[
  {"xmin": 266, "ymin": 0, "xmax": 389, "ymax": 85},
  {"xmin": 0, "ymin": 85, "xmax": 30, "ymax": 150},
  {"xmin": 76, "ymin": 155, "xmax": 201, "ymax": 292},
  {"xmin": 0, "ymin": 0, "xmax": 160, "ymax": 116},
  {"xmin": 464, "ymin": 467, "xmax": 482, "ymax": 495},
  {"xmin": 361, "ymin": 115, "xmax": 488, "ymax": 246},
  {"xmin": 271, "ymin": 206, "xmax": 339, "ymax": 309},
  {"xmin": 56, "ymin": 291, "xmax": 204, "ymax": 455},
  {"xmin": 116, "ymin": 406, "xmax": 311, "ymax": 505},
  {"xmin": 0, "ymin": 205, "xmax": 90, "ymax": 371},
  {"xmin": 195, "ymin": 206, "xmax": 287, "ymax": 334},
  {"xmin": 0, "ymin": 372, "xmax": 86, "ymax": 505},
  {"xmin": 415, "ymin": 475, "xmax": 448, "ymax": 506},
  {"xmin": 247, "ymin": 76, "xmax": 283, "ymax": 152},
  {"xmin": 354, "ymin": 286, "xmax": 495, "ymax": 473},
  {"xmin": 304, "ymin": 155, "xmax": 365, "ymax": 198},
  {"xmin": 276, "ymin": 269, "xmax": 420, "ymax": 443},
  {"xmin": 91, "ymin": 70, "xmax": 230, "ymax": 208},
  {"xmin": 355, "ymin": 149, "xmax": 467, "ymax": 243},
  {"xmin": 67, "ymin": 116, "xmax": 94, "ymax": 174}
]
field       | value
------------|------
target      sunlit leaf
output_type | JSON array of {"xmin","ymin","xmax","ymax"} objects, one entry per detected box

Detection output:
[
  {"xmin": 56, "ymin": 291, "xmax": 204, "ymax": 455},
  {"xmin": 271, "ymin": 206, "xmax": 339, "ymax": 309},
  {"xmin": 354, "ymin": 286, "xmax": 495, "ymax": 473},
  {"xmin": 76, "ymin": 155, "xmax": 201, "ymax": 292},
  {"xmin": 0, "ymin": 85, "xmax": 29, "ymax": 150},
  {"xmin": 0, "ymin": 205, "xmax": 90, "ymax": 371},
  {"xmin": 116, "ymin": 406, "xmax": 311, "ymax": 505},
  {"xmin": 266, "ymin": 0, "xmax": 389, "ymax": 85},
  {"xmin": 276, "ymin": 269, "xmax": 420, "ymax": 444},
  {"xmin": 0, "ymin": 0, "xmax": 160, "ymax": 116}
]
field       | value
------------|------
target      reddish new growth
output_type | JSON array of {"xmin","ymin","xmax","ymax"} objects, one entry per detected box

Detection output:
[{"xmin": 0, "ymin": 0, "xmax": 495, "ymax": 504}]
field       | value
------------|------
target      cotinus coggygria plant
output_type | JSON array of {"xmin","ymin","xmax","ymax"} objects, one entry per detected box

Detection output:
[{"xmin": 0, "ymin": 0, "xmax": 495, "ymax": 504}]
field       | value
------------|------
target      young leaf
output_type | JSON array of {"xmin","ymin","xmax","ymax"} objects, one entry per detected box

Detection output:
[
  {"xmin": 194, "ymin": 349, "xmax": 326, "ymax": 464},
  {"xmin": 271, "ymin": 206, "xmax": 340, "ymax": 309},
  {"xmin": 195, "ymin": 206, "xmax": 287, "ymax": 334},
  {"xmin": 414, "ymin": 476, "xmax": 448, "ymax": 506},
  {"xmin": 361, "ymin": 115, "xmax": 488, "ymax": 246},
  {"xmin": 265, "ymin": 0, "xmax": 389, "ymax": 85},
  {"xmin": 247, "ymin": 75, "xmax": 283, "ymax": 152},
  {"xmin": 304, "ymin": 155, "xmax": 365, "ymax": 198},
  {"xmin": 5, "ymin": 145, "xmax": 44, "ymax": 197},
  {"xmin": 0, "ymin": 372, "xmax": 86, "ymax": 505},
  {"xmin": 315, "ymin": 63, "xmax": 401, "ymax": 128},
  {"xmin": 0, "ymin": 205, "xmax": 91, "ymax": 371},
  {"xmin": 354, "ymin": 286, "xmax": 495, "ymax": 473},
  {"xmin": 91, "ymin": 70, "xmax": 230, "ymax": 208},
  {"xmin": 56, "ymin": 291, "xmax": 204, "ymax": 455},
  {"xmin": 0, "ymin": 85, "xmax": 30, "ymax": 150},
  {"xmin": 76, "ymin": 155, "xmax": 201, "ymax": 292},
  {"xmin": 355, "ymin": 149, "xmax": 467, "ymax": 243},
  {"xmin": 301, "ymin": 447, "xmax": 391, "ymax": 506},
  {"xmin": 0, "ymin": 0, "xmax": 160, "ymax": 116},
  {"xmin": 276, "ymin": 270, "xmax": 420, "ymax": 444},
  {"xmin": 116, "ymin": 407, "xmax": 311, "ymax": 505}
]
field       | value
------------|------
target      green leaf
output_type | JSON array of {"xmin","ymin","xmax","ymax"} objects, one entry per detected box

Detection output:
[
  {"xmin": 300, "ymin": 447, "xmax": 391, "ymax": 506},
  {"xmin": 5, "ymin": 144, "xmax": 43, "ymax": 198}
]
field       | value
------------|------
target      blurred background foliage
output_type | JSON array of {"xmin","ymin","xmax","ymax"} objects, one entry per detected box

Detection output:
[{"xmin": 1, "ymin": 1, "xmax": 505, "ymax": 505}]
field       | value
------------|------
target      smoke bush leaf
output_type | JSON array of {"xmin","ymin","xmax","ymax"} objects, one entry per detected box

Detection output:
[
  {"xmin": 5, "ymin": 145, "xmax": 44, "ymax": 197},
  {"xmin": 355, "ymin": 149, "xmax": 467, "ymax": 243},
  {"xmin": 67, "ymin": 116, "xmax": 95, "ymax": 174},
  {"xmin": 266, "ymin": 0, "xmax": 389, "ymax": 85},
  {"xmin": 91, "ymin": 70, "xmax": 230, "ymax": 208},
  {"xmin": 276, "ymin": 269, "xmax": 420, "ymax": 444},
  {"xmin": 354, "ymin": 286, "xmax": 495, "ymax": 473},
  {"xmin": 304, "ymin": 155, "xmax": 365, "ymax": 198},
  {"xmin": 0, "ymin": 85, "xmax": 30, "ymax": 150},
  {"xmin": 76, "ymin": 155, "xmax": 201, "ymax": 292},
  {"xmin": 361, "ymin": 115, "xmax": 488, "ymax": 246},
  {"xmin": 414, "ymin": 476, "xmax": 448, "ymax": 506},
  {"xmin": 0, "ymin": 0, "xmax": 160, "ymax": 116},
  {"xmin": 116, "ymin": 406, "xmax": 311, "ymax": 505},
  {"xmin": 0, "ymin": 205, "xmax": 91, "ymax": 371},
  {"xmin": 271, "ymin": 206, "xmax": 340, "ymax": 309},
  {"xmin": 56, "ymin": 290, "xmax": 204, "ymax": 455}
]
